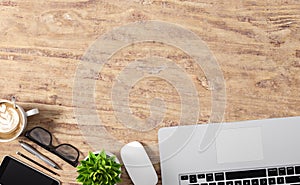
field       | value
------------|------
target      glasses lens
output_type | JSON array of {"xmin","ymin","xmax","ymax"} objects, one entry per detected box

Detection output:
[
  {"xmin": 56, "ymin": 144, "xmax": 79, "ymax": 162},
  {"xmin": 29, "ymin": 127, "xmax": 51, "ymax": 146}
]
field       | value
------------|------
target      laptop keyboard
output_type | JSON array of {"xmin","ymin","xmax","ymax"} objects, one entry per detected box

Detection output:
[{"xmin": 179, "ymin": 165, "xmax": 300, "ymax": 185}]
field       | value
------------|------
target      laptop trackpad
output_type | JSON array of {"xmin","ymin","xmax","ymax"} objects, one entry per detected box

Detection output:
[{"xmin": 216, "ymin": 127, "xmax": 264, "ymax": 164}]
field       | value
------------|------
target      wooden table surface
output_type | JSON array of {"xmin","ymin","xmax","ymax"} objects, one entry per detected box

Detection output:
[{"xmin": 0, "ymin": 0, "xmax": 299, "ymax": 184}]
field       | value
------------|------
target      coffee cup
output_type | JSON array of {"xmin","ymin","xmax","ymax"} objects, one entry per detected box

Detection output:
[{"xmin": 0, "ymin": 97, "xmax": 39, "ymax": 142}]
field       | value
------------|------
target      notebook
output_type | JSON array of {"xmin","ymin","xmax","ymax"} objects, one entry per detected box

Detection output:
[{"xmin": 0, "ymin": 156, "xmax": 60, "ymax": 185}]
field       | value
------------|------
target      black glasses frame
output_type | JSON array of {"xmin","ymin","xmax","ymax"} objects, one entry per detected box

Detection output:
[{"xmin": 25, "ymin": 126, "xmax": 80, "ymax": 167}]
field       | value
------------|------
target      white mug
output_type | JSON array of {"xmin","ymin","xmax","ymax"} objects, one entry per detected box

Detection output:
[{"xmin": 0, "ymin": 97, "xmax": 39, "ymax": 142}]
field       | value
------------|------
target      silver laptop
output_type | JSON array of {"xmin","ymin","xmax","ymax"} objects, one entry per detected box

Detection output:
[{"xmin": 158, "ymin": 116, "xmax": 300, "ymax": 185}]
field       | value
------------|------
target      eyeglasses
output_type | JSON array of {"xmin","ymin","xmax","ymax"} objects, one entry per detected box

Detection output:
[{"xmin": 25, "ymin": 127, "xmax": 80, "ymax": 167}]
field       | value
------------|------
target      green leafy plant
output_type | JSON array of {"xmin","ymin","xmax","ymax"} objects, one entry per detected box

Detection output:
[{"xmin": 77, "ymin": 150, "xmax": 122, "ymax": 185}]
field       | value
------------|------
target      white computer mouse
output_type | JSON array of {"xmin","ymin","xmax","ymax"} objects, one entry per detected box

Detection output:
[{"xmin": 121, "ymin": 141, "xmax": 158, "ymax": 185}]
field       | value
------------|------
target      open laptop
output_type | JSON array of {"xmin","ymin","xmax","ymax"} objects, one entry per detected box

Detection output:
[{"xmin": 158, "ymin": 116, "xmax": 300, "ymax": 185}]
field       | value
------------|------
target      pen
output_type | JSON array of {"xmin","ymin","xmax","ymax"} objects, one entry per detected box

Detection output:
[
  {"xmin": 19, "ymin": 141, "xmax": 61, "ymax": 170},
  {"xmin": 16, "ymin": 151, "xmax": 60, "ymax": 176}
]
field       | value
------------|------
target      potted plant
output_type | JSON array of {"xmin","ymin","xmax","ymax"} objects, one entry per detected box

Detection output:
[{"xmin": 76, "ymin": 150, "xmax": 122, "ymax": 185}]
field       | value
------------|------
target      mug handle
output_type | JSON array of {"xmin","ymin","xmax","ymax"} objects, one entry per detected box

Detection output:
[{"xmin": 25, "ymin": 108, "xmax": 39, "ymax": 117}]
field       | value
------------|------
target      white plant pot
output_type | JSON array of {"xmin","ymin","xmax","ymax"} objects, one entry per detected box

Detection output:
[{"xmin": 84, "ymin": 151, "xmax": 120, "ymax": 164}]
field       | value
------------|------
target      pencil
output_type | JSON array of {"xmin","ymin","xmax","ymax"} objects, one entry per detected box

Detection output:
[{"xmin": 16, "ymin": 151, "xmax": 60, "ymax": 176}]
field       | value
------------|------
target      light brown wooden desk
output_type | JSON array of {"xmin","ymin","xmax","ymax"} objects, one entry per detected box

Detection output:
[{"xmin": 0, "ymin": 0, "xmax": 299, "ymax": 184}]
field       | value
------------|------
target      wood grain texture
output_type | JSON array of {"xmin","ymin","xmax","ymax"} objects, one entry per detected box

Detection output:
[{"xmin": 0, "ymin": 0, "xmax": 299, "ymax": 184}]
